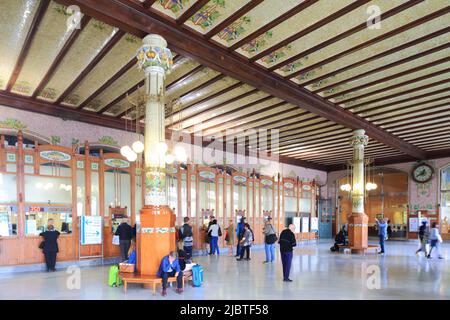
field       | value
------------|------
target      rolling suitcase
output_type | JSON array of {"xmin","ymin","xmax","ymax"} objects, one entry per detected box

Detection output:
[
  {"xmin": 192, "ymin": 264, "xmax": 204, "ymax": 287},
  {"xmin": 108, "ymin": 265, "xmax": 122, "ymax": 287}
]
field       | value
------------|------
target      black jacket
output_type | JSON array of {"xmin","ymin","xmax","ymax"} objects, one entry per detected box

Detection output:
[
  {"xmin": 279, "ymin": 229, "xmax": 296, "ymax": 253},
  {"xmin": 40, "ymin": 230, "xmax": 60, "ymax": 253},
  {"xmin": 115, "ymin": 223, "xmax": 133, "ymax": 241}
]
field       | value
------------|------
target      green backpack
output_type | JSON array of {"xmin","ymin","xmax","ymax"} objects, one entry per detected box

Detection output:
[{"xmin": 108, "ymin": 265, "xmax": 122, "ymax": 287}]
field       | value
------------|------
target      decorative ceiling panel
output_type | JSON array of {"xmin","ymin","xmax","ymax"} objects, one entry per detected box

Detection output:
[
  {"xmin": 151, "ymin": 0, "xmax": 198, "ymax": 19},
  {"xmin": 0, "ymin": 0, "xmax": 40, "ymax": 90}
]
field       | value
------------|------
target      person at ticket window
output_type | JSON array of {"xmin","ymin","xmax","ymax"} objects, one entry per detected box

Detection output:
[{"xmin": 39, "ymin": 219, "xmax": 60, "ymax": 272}]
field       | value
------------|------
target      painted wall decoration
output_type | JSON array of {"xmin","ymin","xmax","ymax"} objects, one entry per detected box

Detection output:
[
  {"xmin": 63, "ymin": 93, "xmax": 81, "ymax": 105},
  {"xmin": 12, "ymin": 81, "xmax": 32, "ymax": 94},
  {"xmin": 104, "ymin": 158, "xmax": 130, "ymax": 168},
  {"xmin": 51, "ymin": 135, "xmax": 61, "ymax": 145},
  {"xmin": 218, "ymin": 16, "xmax": 251, "ymax": 43},
  {"xmin": 0, "ymin": 118, "xmax": 27, "ymax": 130},
  {"xmin": 416, "ymin": 182, "xmax": 432, "ymax": 198},
  {"xmin": 260, "ymin": 45, "xmax": 293, "ymax": 65},
  {"xmin": 190, "ymin": 0, "xmax": 226, "ymax": 29},
  {"xmin": 98, "ymin": 136, "xmax": 118, "ymax": 146},
  {"xmin": 241, "ymin": 31, "xmax": 273, "ymax": 54},
  {"xmin": 158, "ymin": 0, "xmax": 190, "ymax": 14},
  {"xmin": 40, "ymin": 150, "xmax": 71, "ymax": 162},
  {"xmin": 136, "ymin": 45, "xmax": 173, "ymax": 72},
  {"xmin": 279, "ymin": 56, "xmax": 309, "ymax": 74}
]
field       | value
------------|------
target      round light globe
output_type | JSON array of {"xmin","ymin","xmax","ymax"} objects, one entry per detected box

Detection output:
[
  {"xmin": 156, "ymin": 142, "xmax": 168, "ymax": 155},
  {"xmin": 174, "ymin": 145, "xmax": 187, "ymax": 162},
  {"xmin": 126, "ymin": 151, "xmax": 137, "ymax": 162},
  {"xmin": 132, "ymin": 140, "xmax": 144, "ymax": 154},
  {"xmin": 165, "ymin": 153, "xmax": 175, "ymax": 165},
  {"xmin": 120, "ymin": 145, "xmax": 132, "ymax": 158}
]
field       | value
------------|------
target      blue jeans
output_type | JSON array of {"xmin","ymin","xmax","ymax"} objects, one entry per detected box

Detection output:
[
  {"xmin": 264, "ymin": 243, "xmax": 275, "ymax": 262},
  {"xmin": 210, "ymin": 236, "xmax": 220, "ymax": 255},
  {"xmin": 280, "ymin": 251, "xmax": 293, "ymax": 280},
  {"xmin": 379, "ymin": 235, "xmax": 385, "ymax": 252}
]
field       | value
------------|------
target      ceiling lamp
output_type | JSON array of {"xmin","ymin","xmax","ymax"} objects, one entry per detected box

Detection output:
[
  {"xmin": 132, "ymin": 140, "xmax": 144, "ymax": 154},
  {"xmin": 174, "ymin": 145, "xmax": 187, "ymax": 162},
  {"xmin": 156, "ymin": 141, "xmax": 168, "ymax": 155},
  {"xmin": 120, "ymin": 145, "xmax": 133, "ymax": 158},
  {"xmin": 340, "ymin": 183, "xmax": 351, "ymax": 192},
  {"xmin": 126, "ymin": 150, "xmax": 138, "ymax": 162},
  {"xmin": 165, "ymin": 153, "xmax": 175, "ymax": 165}
]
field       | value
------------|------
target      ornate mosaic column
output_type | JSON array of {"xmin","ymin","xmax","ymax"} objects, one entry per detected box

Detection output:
[
  {"xmin": 136, "ymin": 34, "xmax": 176, "ymax": 276},
  {"xmin": 137, "ymin": 34, "xmax": 173, "ymax": 206},
  {"xmin": 348, "ymin": 129, "xmax": 369, "ymax": 252}
]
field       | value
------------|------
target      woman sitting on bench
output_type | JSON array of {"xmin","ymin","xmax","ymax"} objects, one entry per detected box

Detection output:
[{"xmin": 157, "ymin": 251, "xmax": 184, "ymax": 296}]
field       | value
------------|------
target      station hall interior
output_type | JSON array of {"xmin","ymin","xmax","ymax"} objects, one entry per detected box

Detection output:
[{"xmin": 0, "ymin": 0, "xmax": 449, "ymax": 300}]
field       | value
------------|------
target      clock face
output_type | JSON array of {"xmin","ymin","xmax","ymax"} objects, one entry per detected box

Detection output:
[{"xmin": 413, "ymin": 164, "xmax": 433, "ymax": 183}]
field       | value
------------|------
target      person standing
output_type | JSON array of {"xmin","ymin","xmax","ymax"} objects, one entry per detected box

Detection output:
[
  {"xmin": 225, "ymin": 219, "xmax": 235, "ymax": 256},
  {"xmin": 156, "ymin": 251, "xmax": 184, "ymax": 296},
  {"xmin": 375, "ymin": 217, "xmax": 388, "ymax": 255},
  {"xmin": 179, "ymin": 217, "xmax": 194, "ymax": 261},
  {"xmin": 279, "ymin": 224, "xmax": 296, "ymax": 282},
  {"xmin": 39, "ymin": 219, "xmax": 60, "ymax": 272},
  {"xmin": 235, "ymin": 217, "xmax": 246, "ymax": 257},
  {"xmin": 236, "ymin": 223, "xmax": 253, "ymax": 261},
  {"xmin": 428, "ymin": 222, "xmax": 444, "ymax": 259},
  {"xmin": 207, "ymin": 215, "xmax": 215, "ymax": 255},
  {"xmin": 263, "ymin": 217, "xmax": 277, "ymax": 263},
  {"xmin": 207, "ymin": 219, "xmax": 221, "ymax": 255},
  {"xmin": 415, "ymin": 221, "xmax": 429, "ymax": 256},
  {"xmin": 115, "ymin": 218, "xmax": 133, "ymax": 262}
]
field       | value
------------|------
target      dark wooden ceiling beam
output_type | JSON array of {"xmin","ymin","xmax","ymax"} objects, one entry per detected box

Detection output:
[
  {"xmin": 324, "ymin": 56, "xmax": 450, "ymax": 99},
  {"xmin": 250, "ymin": 0, "xmax": 372, "ymax": 62},
  {"xmin": 6, "ymin": 0, "xmax": 50, "ymax": 92},
  {"xmin": 205, "ymin": 0, "xmax": 263, "ymax": 38},
  {"xmin": 269, "ymin": 0, "xmax": 424, "ymax": 71},
  {"xmin": 78, "ymin": 58, "xmax": 137, "ymax": 110},
  {"xmin": 228, "ymin": 0, "xmax": 319, "ymax": 51},
  {"xmin": 176, "ymin": 0, "xmax": 210, "ymax": 25},
  {"xmin": 56, "ymin": 30, "xmax": 125, "ymax": 105},
  {"xmin": 33, "ymin": 16, "xmax": 91, "ymax": 98},
  {"xmin": 53, "ymin": 0, "xmax": 428, "ymax": 160},
  {"xmin": 142, "ymin": 0, "xmax": 156, "ymax": 9},
  {"xmin": 296, "ymin": 25, "xmax": 450, "ymax": 85}
]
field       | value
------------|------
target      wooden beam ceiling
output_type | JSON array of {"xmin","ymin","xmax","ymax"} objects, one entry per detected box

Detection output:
[{"xmin": 54, "ymin": 0, "xmax": 428, "ymax": 161}]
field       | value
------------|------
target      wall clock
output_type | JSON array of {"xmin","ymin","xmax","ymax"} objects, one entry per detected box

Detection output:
[{"xmin": 411, "ymin": 163, "xmax": 434, "ymax": 183}]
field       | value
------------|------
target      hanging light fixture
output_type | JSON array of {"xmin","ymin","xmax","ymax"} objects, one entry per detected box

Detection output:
[
  {"xmin": 120, "ymin": 145, "xmax": 133, "ymax": 158},
  {"xmin": 132, "ymin": 140, "xmax": 144, "ymax": 154}
]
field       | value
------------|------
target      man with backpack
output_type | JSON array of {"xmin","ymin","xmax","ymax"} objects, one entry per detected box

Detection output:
[
  {"xmin": 263, "ymin": 217, "xmax": 277, "ymax": 263},
  {"xmin": 179, "ymin": 217, "xmax": 193, "ymax": 262}
]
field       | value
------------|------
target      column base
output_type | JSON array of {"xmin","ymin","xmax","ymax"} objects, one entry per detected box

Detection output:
[
  {"xmin": 348, "ymin": 212, "xmax": 368, "ymax": 253},
  {"xmin": 137, "ymin": 205, "xmax": 176, "ymax": 276}
]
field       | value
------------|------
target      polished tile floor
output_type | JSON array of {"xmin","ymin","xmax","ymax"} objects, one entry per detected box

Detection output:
[{"xmin": 0, "ymin": 240, "xmax": 448, "ymax": 300}]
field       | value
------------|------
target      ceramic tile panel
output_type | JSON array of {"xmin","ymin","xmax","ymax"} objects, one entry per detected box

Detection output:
[
  {"xmin": 184, "ymin": 0, "xmax": 252, "ymax": 35},
  {"xmin": 286, "ymin": 2, "xmax": 450, "ymax": 81},
  {"xmin": 239, "ymin": 0, "xmax": 354, "ymax": 61},
  {"xmin": 263, "ymin": 0, "xmax": 405, "ymax": 70},
  {"xmin": 83, "ymin": 66, "xmax": 143, "ymax": 112},
  {"xmin": 0, "ymin": 0, "xmax": 40, "ymax": 90},
  {"xmin": 168, "ymin": 83, "xmax": 256, "ymax": 124},
  {"xmin": 330, "ymin": 64, "xmax": 450, "ymax": 105},
  {"xmin": 38, "ymin": 18, "xmax": 118, "ymax": 101},
  {"xmin": 64, "ymin": 34, "xmax": 142, "ymax": 107},
  {"xmin": 212, "ymin": 0, "xmax": 302, "ymax": 48},
  {"xmin": 166, "ymin": 68, "xmax": 221, "ymax": 101},
  {"xmin": 179, "ymin": 89, "xmax": 270, "ymax": 129},
  {"xmin": 151, "ymin": 0, "xmax": 198, "ymax": 20},
  {"xmin": 11, "ymin": 1, "xmax": 75, "ymax": 96}
]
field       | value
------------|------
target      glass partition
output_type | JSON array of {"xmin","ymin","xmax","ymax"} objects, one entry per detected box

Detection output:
[
  {"xmin": 25, "ymin": 206, "xmax": 72, "ymax": 235},
  {"xmin": 0, "ymin": 173, "xmax": 17, "ymax": 203},
  {"xmin": 198, "ymin": 170, "xmax": 216, "ymax": 212},
  {"xmin": 167, "ymin": 171, "xmax": 178, "ymax": 213},
  {"xmin": 181, "ymin": 173, "xmax": 187, "ymax": 217},
  {"xmin": 104, "ymin": 169, "xmax": 131, "ymax": 216},
  {"xmin": 261, "ymin": 177, "xmax": 273, "ymax": 218},
  {"xmin": 76, "ymin": 170, "xmax": 85, "ymax": 216},
  {"xmin": 0, "ymin": 205, "xmax": 18, "ymax": 236},
  {"xmin": 25, "ymin": 175, "xmax": 72, "ymax": 204},
  {"xmin": 233, "ymin": 174, "xmax": 247, "ymax": 217},
  {"xmin": 284, "ymin": 180, "xmax": 296, "ymax": 226},
  {"xmin": 91, "ymin": 170, "xmax": 100, "ymax": 216},
  {"xmin": 299, "ymin": 183, "xmax": 312, "ymax": 218}
]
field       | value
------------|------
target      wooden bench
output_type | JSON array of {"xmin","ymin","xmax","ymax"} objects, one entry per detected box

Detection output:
[
  {"xmin": 118, "ymin": 272, "xmax": 185, "ymax": 295},
  {"xmin": 337, "ymin": 244, "xmax": 379, "ymax": 255}
]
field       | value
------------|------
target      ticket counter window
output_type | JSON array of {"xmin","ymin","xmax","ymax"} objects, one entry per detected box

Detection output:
[
  {"xmin": 0, "ymin": 206, "xmax": 18, "ymax": 236},
  {"xmin": 25, "ymin": 207, "xmax": 72, "ymax": 235},
  {"xmin": 104, "ymin": 169, "xmax": 131, "ymax": 216},
  {"xmin": 0, "ymin": 173, "xmax": 17, "ymax": 203}
]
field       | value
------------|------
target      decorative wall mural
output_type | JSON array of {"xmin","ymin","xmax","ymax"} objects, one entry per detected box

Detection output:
[
  {"xmin": 279, "ymin": 56, "xmax": 309, "ymax": 74},
  {"xmin": 12, "ymin": 81, "xmax": 32, "ymax": 94},
  {"xmin": 0, "ymin": 118, "xmax": 27, "ymax": 130},
  {"xmin": 39, "ymin": 87, "xmax": 58, "ymax": 100},
  {"xmin": 97, "ymin": 136, "xmax": 118, "ymax": 146},
  {"xmin": 51, "ymin": 135, "xmax": 61, "ymax": 145},
  {"xmin": 416, "ymin": 182, "xmax": 432, "ymax": 198},
  {"xmin": 241, "ymin": 31, "xmax": 273, "ymax": 54},
  {"xmin": 54, "ymin": 4, "xmax": 70, "ymax": 15},
  {"xmin": 40, "ymin": 150, "xmax": 71, "ymax": 162},
  {"xmin": 63, "ymin": 94, "xmax": 81, "ymax": 105},
  {"xmin": 104, "ymin": 158, "xmax": 130, "ymax": 168},
  {"xmin": 190, "ymin": 0, "xmax": 226, "ymax": 29},
  {"xmin": 218, "ymin": 16, "xmax": 251, "ymax": 43}
]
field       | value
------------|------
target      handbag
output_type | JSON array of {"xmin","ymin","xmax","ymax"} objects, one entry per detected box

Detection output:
[
  {"xmin": 39, "ymin": 241, "xmax": 45, "ymax": 249},
  {"xmin": 218, "ymin": 227, "xmax": 222, "ymax": 237},
  {"xmin": 112, "ymin": 235, "xmax": 120, "ymax": 246},
  {"xmin": 265, "ymin": 225, "xmax": 278, "ymax": 244}
]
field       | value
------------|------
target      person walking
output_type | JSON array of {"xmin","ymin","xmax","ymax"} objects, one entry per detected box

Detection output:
[
  {"xmin": 279, "ymin": 224, "xmax": 296, "ymax": 282},
  {"xmin": 207, "ymin": 215, "xmax": 215, "ymax": 255},
  {"xmin": 415, "ymin": 220, "xmax": 429, "ymax": 256},
  {"xmin": 375, "ymin": 217, "xmax": 388, "ymax": 255},
  {"xmin": 39, "ymin": 219, "xmax": 60, "ymax": 272},
  {"xmin": 235, "ymin": 217, "xmax": 246, "ymax": 257},
  {"xmin": 179, "ymin": 217, "xmax": 194, "ymax": 261},
  {"xmin": 236, "ymin": 223, "xmax": 253, "ymax": 261},
  {"xmin": 225, "ymin": 219, "xmax": 235, "ymax": 256},
  {"xmin": 114, "ymin": 218, "xmax": 133, "ymax": 262},
  {"xmin": 207, "ymin": 219, "xmax": 221, "ymax": 255},
  {"xmin": 263, "ymin": 217, "xmax": 277, "ymax": 263},
  {"xmin": 428, "ymin": 222, "xmax": 444, "ymax": 259}
]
